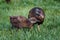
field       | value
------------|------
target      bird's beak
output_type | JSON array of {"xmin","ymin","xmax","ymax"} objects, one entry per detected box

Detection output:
[{"xmin": 39, "ymin": 14, "xmax": 44, "ymax": 18}]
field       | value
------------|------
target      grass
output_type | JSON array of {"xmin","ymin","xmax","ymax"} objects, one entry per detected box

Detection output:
[{"xmin": 0, "ymin": 0, "xmax": 60, "ymax": 40}]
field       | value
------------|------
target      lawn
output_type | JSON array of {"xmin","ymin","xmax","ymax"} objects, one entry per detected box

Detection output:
[{"xmin": 0, "ymin": 0, "xmax": 60, "ymax": 40}]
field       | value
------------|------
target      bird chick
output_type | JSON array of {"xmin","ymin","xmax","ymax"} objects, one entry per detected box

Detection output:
[
  {"xmin": 28, "ymin": 7, "xmax": 45, "ymax": 31},
  {"xmin": 10, "ymin": 16, "xmax": 37, "ymax": 29}
]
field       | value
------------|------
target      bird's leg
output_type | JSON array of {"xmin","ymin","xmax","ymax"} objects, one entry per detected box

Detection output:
[
  {"xmin": 37, "ymin": 25, "xmax": 40, "ymax": 32},
  {"xmin": 30, "ymin": 26, "xmax": 33, "ymax": 31},
  {"xmin": 11, "ymin": 25, "xmax": 15, "ymax": 29}
]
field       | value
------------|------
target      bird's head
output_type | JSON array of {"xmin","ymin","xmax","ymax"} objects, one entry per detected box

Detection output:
[
  {"xmin": 34, "ymin": 7, "xmax": 45, "ymax": 19},
  {"xmin": 29, "ymin": 7, "xmax": 45, "ymax": 23}
]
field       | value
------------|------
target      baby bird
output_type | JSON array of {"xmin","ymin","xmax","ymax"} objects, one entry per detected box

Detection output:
[
  {"xmin": 10, "ymin": 16, "xmax": 37, "ymax": 29},
  {"xmin": 28, "ymin": 7, "xmax": 45, "ymax": 31}
]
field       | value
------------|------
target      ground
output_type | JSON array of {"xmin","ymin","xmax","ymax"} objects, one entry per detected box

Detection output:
[{"xmin": 0, "ymin": 0, "xmax": 60, "ymax": 40}]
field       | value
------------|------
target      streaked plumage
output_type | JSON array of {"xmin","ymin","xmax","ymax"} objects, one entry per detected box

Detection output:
[{"xmin": 10, "ymin": 16, "xmax": 37, "ymax": 29}]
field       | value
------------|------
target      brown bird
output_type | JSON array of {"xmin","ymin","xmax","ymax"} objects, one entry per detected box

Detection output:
[
  {"xmin": 5, "ymin": 0, "xmax": 10, "ymax": 3},
  {"xmin": 28, "ymin": 7, "xmax": 45, "ymax": 31},
  {"xmin": 10, "ymin": 16, "xmax": 37, "ymax": 29}
]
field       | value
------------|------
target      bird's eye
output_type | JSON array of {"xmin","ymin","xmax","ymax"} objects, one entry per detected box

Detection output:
[{"xmin": 38, "ymin": 11, "xmax": 41, "ymax": 13}]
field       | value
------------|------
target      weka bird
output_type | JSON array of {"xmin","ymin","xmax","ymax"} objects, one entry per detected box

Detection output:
[
  {"xmin": 28, "ymin": 7, "xmax": 45, "ymax": 31},
  {"xmin": 10, "ymin": 16, "xmax": 37, "ymax": 29}
]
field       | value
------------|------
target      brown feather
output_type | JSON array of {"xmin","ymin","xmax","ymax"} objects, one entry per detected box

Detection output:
[{"xmin": 10, "ymin": 16, "xmax": 37, "ymax": 29}]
